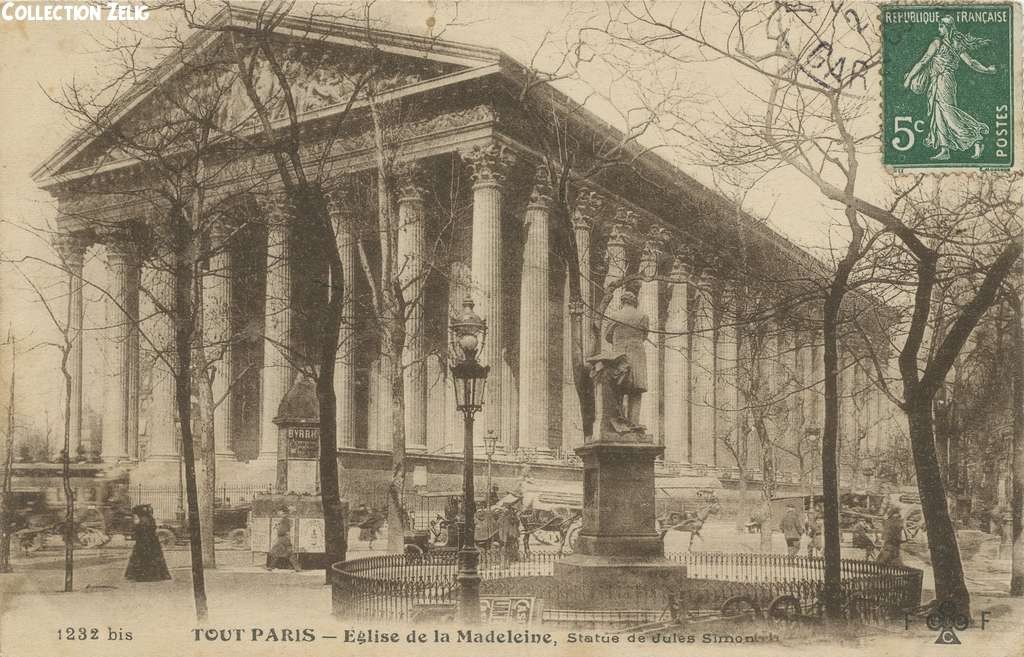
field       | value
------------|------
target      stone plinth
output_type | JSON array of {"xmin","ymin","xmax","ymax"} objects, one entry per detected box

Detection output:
[{"xmin": 554, "ymin": 441, "xmax": 687, "ymax": 601}]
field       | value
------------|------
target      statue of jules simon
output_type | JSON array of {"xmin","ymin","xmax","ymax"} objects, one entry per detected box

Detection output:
[{"xmin": 603, "ymin": 290, "xmax": 649, "ymax": 427}]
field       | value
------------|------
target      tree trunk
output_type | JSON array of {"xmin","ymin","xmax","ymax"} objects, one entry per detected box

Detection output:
[
  {"xmin": 821, "ymin": 291, "xmax": 844, "ymax": 619},
  {"xmin": 735, "ymin": 466, "xmax": 748, "ymax": 531},
  {"xmin": 60, "ymin": 344, "xmax": 74, "ymax": 591},
  {"xmin": 1008, "ymin": 304, "xmax": 1022, "ymax": 596},
  {"xmin": 302, "ymin": 185, "xmax": 346, "ymax": 584},
  {"xmin": 387, "ymin": 350, "xmax": 407, "ymax": 554},
  {"xmin": 173, "ymin": 229, "xmax": 208, "ymax": 621},
  {"xmin": 758, "ymin": 422, "xmax": 775, "ymax": 553},
  {"xmin": 196, "ymin": 370, "xmax": 217, "ymax": 569},
  {"xmin": 0, "ymin": 338, "xmax": 15, "ymax": 574},
  {"xmin": 906, "ymin": 394, "xmax": 971, "ymax": 616},
  {"xmin": 316, "ymin": 366, "xmax": 344, "ymax": 584}
]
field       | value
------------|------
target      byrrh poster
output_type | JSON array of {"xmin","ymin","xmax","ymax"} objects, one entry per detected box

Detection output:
[{"xmin": 0, "ymin": 2, "xmax": 1021, "ymax": 656}]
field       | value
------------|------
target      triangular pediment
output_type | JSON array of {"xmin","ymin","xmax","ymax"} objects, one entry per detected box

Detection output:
[{"xmin": 34, "ymin": 8, "xmax": 502, "ymax": 185}]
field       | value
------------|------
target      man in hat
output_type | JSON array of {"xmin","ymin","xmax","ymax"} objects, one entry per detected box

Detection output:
[
  {"xmin": 604, "ymin": 289, "xmax": 650, "ymax": 425},
  {"xmin": 877, "ymin": 508, "xmax": 905, "ymax": 566},
  {"xmin": 779, "ymin": 504, "xmax": 804, "ymax": 556}
]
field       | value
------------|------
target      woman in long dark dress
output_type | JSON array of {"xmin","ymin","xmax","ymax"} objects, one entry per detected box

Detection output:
[{"xmin": 125, "ymin": 505, "xmax": 171, "ymax": 582}]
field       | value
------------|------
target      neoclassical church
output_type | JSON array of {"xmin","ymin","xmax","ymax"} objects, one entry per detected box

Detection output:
[{"xmin": 32, "ymin": 8, "xmax": 904, "ymax": 513}]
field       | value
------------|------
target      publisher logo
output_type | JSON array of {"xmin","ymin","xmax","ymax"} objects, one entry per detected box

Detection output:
[
  {"xmin": 1, "ymin": 2, "xmax": 150, "ymax": 22},
  {"xmin": 925, "ymin": 600, "xmax": 969, "ymax": 645}
]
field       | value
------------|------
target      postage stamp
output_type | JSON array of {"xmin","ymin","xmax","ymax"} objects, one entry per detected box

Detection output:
[{"xmin": 881, "ymin": 3, "xmax": 1017, "ymax": 170}]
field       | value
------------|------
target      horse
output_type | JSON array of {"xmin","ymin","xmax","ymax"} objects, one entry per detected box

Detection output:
[
  {"xmin": 659, "ymin": 501, "xmax": 721, "ymax": 550},
  {"xmin": 475, "ymin": 502, "xmax": 523, "ymax": 564}
]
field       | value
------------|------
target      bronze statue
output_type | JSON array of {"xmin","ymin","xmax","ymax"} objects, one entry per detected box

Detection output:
[{"xmin": 603, "ymin": 290, "xmax": 649, "ymax": 426}]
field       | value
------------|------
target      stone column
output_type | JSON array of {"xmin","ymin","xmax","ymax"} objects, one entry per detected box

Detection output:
[
  {"xmin": 126, "ymin": 259, "xmax": 140, "ymax": 460},
  {"xmin": 604, "ymin": 207, "xmax": 635, "ymax": 308},
  {"xmin": 775, "ymin": 323, "xmax": 798, "ymax": 476},
  {"xmin": 690, "ymin": 271, "xmax": 716, "ymax": 465},
  {"xmin": 463, "ymin": 142, "xmax": 516, "ymax": 448},
  {"xmin": 56, "ymin": 235, "xmax": 88, "ymax": 456},
  {"xmin": 793, "ymin": 327, "xmax": 812, "ymax": 480},
  {"xmin": 327, "ymin": 185, "xmax": 364, "ymax": 450},
  {"xmin": 327, "ymin": 185, "xmax": 359, "ymax": 448},
  {"xmin": 204, "ymin": 223, "xmax": 234, "ymax": 457},
  {"xmin": 143, "ymin": 247, "xmax": 178, "ymax": 460},
  {"xmin": 375, "ymin": 356, "xmax": 395, "ymax": 451},
  {"xmin": 259, "ymin": 193, "xmax": 294, "ymax": 460},
  {"xmin": 446, "ymin": 261, "xmax": 471, "ymax": 455},
  {"xmin": 103, "ymin": 240, "xmax": 135, "ymax": 462},
  {"xmin": 663, "ymin": 259, "xmax": 691, "ymax": 463},
  {"xmin": 715, "ymin": 286, "xmax": 738, "ymax": 468},
  {"xmin": 518, "ymin": 166, "xmax": 552, "ymax": 453},
  {"xmin": 810, "ymin": 330, "xmax": 824, "ymax": 431},
  {"xmin": 562, "ymin": 189, "xmax": 600, "ymax": 450},
  {"xmin": 426, "ymin": 355, "xmax": 447, "ymax": 452},
  {"xmin": 398, "ymin": 167, "xmax": 428, "ymax": 453},
  {"xmin": 638, "ymin": 233, "xmax": 664, "ymax": 444}
]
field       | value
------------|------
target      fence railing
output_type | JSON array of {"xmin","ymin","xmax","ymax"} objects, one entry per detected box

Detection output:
[
  {"xmin": 129, "ymin": 483, "xmax": 273, "ymax": 512},
  {"xmin": 331, "ymin": 550, "xmax": 922, "ymax": 624}
]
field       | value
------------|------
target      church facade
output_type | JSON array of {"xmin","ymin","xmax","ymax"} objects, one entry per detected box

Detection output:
[{"xmin": 32, "ymin": 9, "xmax": 904, "ymax": 515}]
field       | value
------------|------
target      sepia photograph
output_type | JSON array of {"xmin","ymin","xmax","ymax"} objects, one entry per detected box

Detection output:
[{"xmin": 0, "ymin": 1, "xmax": 1021, "ymax": 656}]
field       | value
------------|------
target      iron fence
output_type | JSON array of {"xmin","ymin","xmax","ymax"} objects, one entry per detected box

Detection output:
[
  {"xmin": 331, "ymin": 550, "xmax": 922, "ymax": 625},
  {"xmin": 129, "ymin": 483, "xmax": 273, "ymax": 512}
]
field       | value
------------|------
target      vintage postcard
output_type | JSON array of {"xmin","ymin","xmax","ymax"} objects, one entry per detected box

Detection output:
[{"xmin": 0, "ymin": 2, "xmax": 1021, "ymax": 657}]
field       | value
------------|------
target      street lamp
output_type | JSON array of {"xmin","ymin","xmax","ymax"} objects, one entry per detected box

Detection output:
[
  {"xmin": 449, "ymin": 296, "xmax": 489, "ymax": 624},
  {"xmin": 483, "ymin": 430, "xmax": 500, "ymax": 505}
]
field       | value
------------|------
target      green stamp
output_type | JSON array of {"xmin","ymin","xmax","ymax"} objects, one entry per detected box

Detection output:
[{"xmin": 882, "ymin": 4, "xmax": 1015, "ymax": 169}]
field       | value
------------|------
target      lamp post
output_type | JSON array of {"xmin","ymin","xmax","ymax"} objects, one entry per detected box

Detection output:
[
  {"xmin": 484, "ymin": 430, "xmax": 499, "ymax": 505},
  {"xmin": 449, "ymin": 296, "xmax": 489, "ymax": 624}
]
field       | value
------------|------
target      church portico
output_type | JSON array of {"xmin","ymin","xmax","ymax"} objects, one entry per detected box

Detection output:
[{"xmin": 35, "ymin": 12, "xmax": 905, "ymax": 518}]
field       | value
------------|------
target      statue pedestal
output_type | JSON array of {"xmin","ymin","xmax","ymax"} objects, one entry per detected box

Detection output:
[{"xmin": 553, "ymin": 441, "xmax": 687, "ymax": 609}]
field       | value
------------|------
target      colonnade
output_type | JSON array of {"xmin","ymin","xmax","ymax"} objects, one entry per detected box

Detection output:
[{"xmin": 54, "ymin": 140, "xmax": 902, "ymax": 481}]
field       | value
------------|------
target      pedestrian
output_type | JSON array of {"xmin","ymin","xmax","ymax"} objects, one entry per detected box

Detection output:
[
  {"xmin": 805, "ymin": 506, "xmax": 823, "ymax": 557},
  {"xmin": 851, "ymin": 518, "xmax": 877, "ymax": 560},
  {"xmin": 266, "ymin": 507, "xmax": 300, "ymax": 572},
  {"xmin": 876, "ymin": 508, "xmax": 905, "ymax": 566},
  {"xmin": 779, "ymin": 504, "xmax": 803, "ymax": 556},
  {"xmin": 124, "ymin": 504, "xmax": 171, "ymax": 582}
]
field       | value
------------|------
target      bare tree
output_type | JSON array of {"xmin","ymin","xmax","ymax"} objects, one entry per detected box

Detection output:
[
  {"xmin": 0, "ymin": 331, "xmax": 15, "ymax": 574},
  {"xmin": 577, "ymin": 2, "xmax": 1021, "ymax": 617}
]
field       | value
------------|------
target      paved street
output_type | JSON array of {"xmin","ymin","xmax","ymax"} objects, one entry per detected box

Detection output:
[{"xmin": 1, "ymin": 521, "xmax": 1018, "ymax": 657}]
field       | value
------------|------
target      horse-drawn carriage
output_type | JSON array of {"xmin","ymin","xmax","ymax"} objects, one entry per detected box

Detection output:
[
  {"xmin": 405, "ymin": 486, "xmax": 583, "ymax": 557},
  {"xmin": 654, "ymin": 480, "xmax": 723, "ymax": 550},
  {"xmin": 745, "ymin": 489, "xmax": 925, "ymax": 549}
]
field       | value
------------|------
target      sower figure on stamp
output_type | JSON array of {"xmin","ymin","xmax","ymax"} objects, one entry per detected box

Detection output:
[
  {"xmin": 603, "ymin": 290, "xmax": 650, "ymax": 426},
  {"xmin": 903, "ymin": 15, "xmax": 997, "ymax": 160}
]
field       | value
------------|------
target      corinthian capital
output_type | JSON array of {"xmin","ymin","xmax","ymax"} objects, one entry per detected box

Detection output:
[
  {"xmin": 608, "ymin": 206, "xmax": 638, "ymax": 246},
  {"xmin": 528, "ymin": 165, "xmax": 553, "ymax": 209},
  {"xmin": 639, "ymin": 237, "xmax": 666, "ymax": 281},
  {"xmin": 397, "ymin": 162, "xmax": 429, "ymax": 203},
  {"xmin": 462, "ymin": 142, "xmax": 517, "ymax": 187},
  {"xmin": 325, "ymin": 181, "xmax": 359, "ymax": 218},
  {"xmin": 670, "ymin": 257, "xmax": 693, "ymax": 283},
  {"xmin": 256, "ymin": 190, "xmax": 294, "ymax": 226},
  {"xmin": 572, "ymin": 185, "xmax": 603, "ymax": 231},
  {"xmin": 54, "ymin": 233, "xmax": 89, "ymax": 269}
]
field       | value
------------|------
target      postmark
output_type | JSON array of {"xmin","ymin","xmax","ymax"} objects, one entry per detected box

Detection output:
[{"xmin": 881, "ymin": 3, "xmax": 1018, "ymax": 170}]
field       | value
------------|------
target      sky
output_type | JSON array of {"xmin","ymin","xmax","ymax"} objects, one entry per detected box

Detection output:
[{"xmin": 0, "ymin": 1, "xmax": 887, "ymax": 424}]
